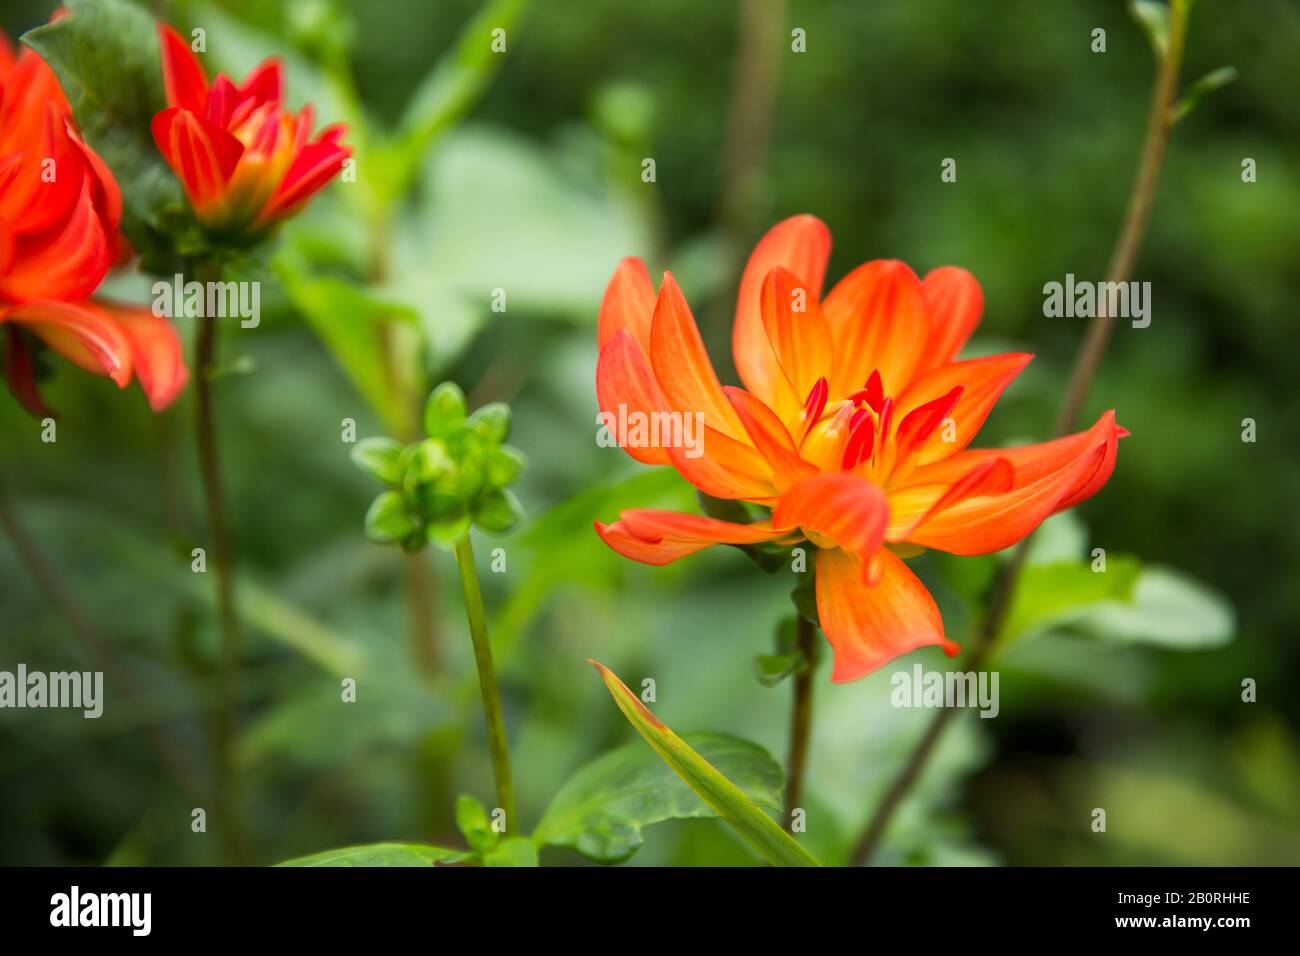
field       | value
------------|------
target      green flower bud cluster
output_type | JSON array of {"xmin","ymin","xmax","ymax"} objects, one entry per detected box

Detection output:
[{"xmin": 352, "ymin": 383, "xmax": 527, "ymax": 552}]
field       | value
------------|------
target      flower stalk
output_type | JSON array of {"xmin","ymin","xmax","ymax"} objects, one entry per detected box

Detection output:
[
  {"xmin": 453, "ymin": 532, "xmax": 517, "ymax": 832},
  {"xmin": 849, "ymin": 0, "xmax": 1194, "ymax": 867},
  {"xmin": 782, "ymin": 614, "xmax": 816, "ymax": 830},
  {"xmin": 191, "ymin": 258, "xmax": 246, "ymax": 864}
]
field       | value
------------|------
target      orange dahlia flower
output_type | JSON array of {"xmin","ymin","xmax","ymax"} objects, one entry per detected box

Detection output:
[
  {"xmin": 595, "ymin": 215, "xmax": 1126, "ymax": 682},
  {"xmin": 151, "ymin": 24, "xmax": 351, "ymax": 237},
  {"xmin": 0, "ymin": 30, "xmax": 185, "ymax": 415}
]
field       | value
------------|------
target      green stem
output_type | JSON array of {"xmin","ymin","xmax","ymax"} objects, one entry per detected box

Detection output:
[
  {"xmin": 849, "ymin": 3, "xmax": 1192, "ymax": 868},
  {"xmin": 451, "ymin": 531, "xmax": 517, "ymax": 832},
  {"xmin": 782, "ymin": 614, "xmax": 815, "ymax": 831},
  {"xmin": 192, "ymin": 260, "xmax": 246, "ymax": 864}
]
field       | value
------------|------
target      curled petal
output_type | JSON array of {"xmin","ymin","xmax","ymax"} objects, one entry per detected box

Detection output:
[
  {"xmin": 732, "ymin": 215, "xmax": 831, "ymax": 408},
  {"xmin": 900, "ymin": 411, "xmax": 1125, "ymax": 554},
  {"xmin": 256, "ymin": 133, "xmax": 350, "ymax": 227},
  {"xmin": 0, "ymin": 299, "xmax": 132, "ymax": 387},
  {"xmin": 595, "ymin": 509, "xmax": 783, "ymax": 566},
  {"xmin": 815, "ymin": 547, "xmax": 957, "ymax": 683},
  {"xmin": 83, "ymin": 301, "xmax": 188, "ymax": 410}
]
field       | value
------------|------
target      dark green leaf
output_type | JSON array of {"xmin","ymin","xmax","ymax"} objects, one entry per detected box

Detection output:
[{"xmin": 1173, "ymin": 65, "xmax": 1238, "ymax": 123}]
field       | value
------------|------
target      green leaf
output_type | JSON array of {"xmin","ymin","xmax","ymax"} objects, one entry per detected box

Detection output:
[
  {"xmin": 23, "ymin": 0, "xmax": 186, "ymax": 272},
  {"xmin": 482, "ymin": 837, "xmax": 538, "ymax": 867},
  {"xmin": 364, "ymin": 491, "xmax": 417, "ymax": 544},
  {"xmin": 424, "ymin": 382, "xmax": 468, "ymax": 438},
  {"xmin": 275, "ymin": 842, "xmax": 470, "ymax": 866},
  {"xmin": 1173, "ymin": 65, "xmax": 1238, "ymax": 123},
  {"xmin": 534, "ymin": 732, "xmax": 784, "ymax": 864},
  {"xmin": 1130, "ymin": 0, "xmax": 1171, "ymax": 58},
  {"xmin": 454, "ymin": 794, "xmax": 499, "ymax": 854},
  {"xmin": 351, "ymin": 437, "xmax": 405, "ymax": 485},
  {"xmin": 1064, "ymin": 566, "xmax": 1235, "ymax": 649},
  {"xmin": 273, "ymin": 258, "xmax": 418, "ymax": 436},
  {"xmin": 1001, "ymin": 556, "xmax": 1142, "ymax": 644},
  {"xmin": 389, "ymin": 0, "xmax": 528, "ymax": 194},
  {"xmin": 588, "ymin": 661, "xmax": 819, "ymax": 867},
  {"xmin": 754, "ymin": 616, "xmax": 805, "ymax": 688}
]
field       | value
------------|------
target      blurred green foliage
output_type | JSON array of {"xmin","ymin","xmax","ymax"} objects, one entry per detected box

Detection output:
[{"xmin": 1, "ymin": 0, "xmax": 1297, "ymax": 866}]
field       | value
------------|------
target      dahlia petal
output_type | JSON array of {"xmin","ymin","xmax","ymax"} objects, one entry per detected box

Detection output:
[
  {"xmin": 151, "ymin": 107, "xmax": 243, "ymax": 214},
  {"xmin": 3, "ymin": 326, "xmax": 52, "ymax": 417},
  {"xmin": 649, "ymin": 272, "xmax": 745, "ymax": 439},
  {"xmin": 816, "ymin": 547, "xmax": 957, "ymax": 683},
  {"xmin": 594, "ymin": 510, "xmax": 782, "ymax": 566},
  {"xmin": 759, "ymin": 265, "xmax": 834, "ymax": 416},
  {"xmin": 885, "ymin": 456, "xmax": 1014, "ymax": 541},
  {"xmin": 0, "ymin": 179, "xmax": 111, "ymax": 302},
  {"xmin": 666, "ymin": 424, "xmax": 778, "ymax": 501},
  {"xmin": 595, "ymin": 329, "xmax": 672, "ymax": 465},
  {"xmin": 255, "ymin": 134, "xmax": 349, "ymax": 226},
  {"xmin": 732, "ymin": 215, "xmax": 831, "ymax": 407},
  {"xmin": 597, "ymin": 256, "xmax": 655, "ymax": 353},
  {"xmin": 920, "ymin": 266, "xmax": 984, "ymax": 371},
  {"xmin": 157, "ymin": 24, "xmax": 209, "ymax": 113},
  {"xmin": 902, "ymin": 411, "xmax": 1124, "ymax": 554},
  {"xmin": 83, "ymin": 301, "xmax": 188, "ymax": 410},
  {"xmin": 894, "ymin": 352, "xmax": 1033, "ymax": 467},
  {"xmin": 0, "ymin": 299, "xmax": 132, "ymax": 387},
  {"xmin": 724, "ymin": 386, "xmax": 816, "ymax": 491},
  {"xmin": 772, "ymin": 472, "xmax": 887, "ymax": 557},
  {"xmin": 238, "ymin": 58, "xmax": 283, "ymax": 108},
  {"xmin": 823, "ymin": 259, "xmax": 930, "ymax": 397}
]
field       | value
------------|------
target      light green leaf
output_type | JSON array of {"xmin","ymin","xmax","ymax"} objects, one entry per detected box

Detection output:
[
  {"xmin": 276, "ymin": 843, "xmax": 470, "ymax": 867},
  {"xmin": 1065, "ymin": 566, "xmax": 1235, "ymax": 649},
  {"xmin": 588, "ymin": 661, "xmax": 819, "ymax": 867},
  {"xmin": 1173, "ymin": 65, "xmax": 1238, "ymax": 123},
  {"xmin": 391, "ymin": 0, "xmax": 529, "ymax": 193},
  {"xmin": 534, "ymin": 732, "xmax": 784, "ymax": 864},
  {"xmin": 482, "ymin": 837, "xmax": 538, "ymax": 867},
  {"xmin": 454, "ymin": 794, "xmax": 499, "ymax": 854},
  {"xmin": 1130, "ymin": 0, "xmax": 1170, "ymax": 58},
  {"xmin": 1001, "ymin": 556, "xmax": 1142, "ymax": 644},
  {"xmin": 274, "ymin": 258, "xmax": 418, "ymax": 436}
]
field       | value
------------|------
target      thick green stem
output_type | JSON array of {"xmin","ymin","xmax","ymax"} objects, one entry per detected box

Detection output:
[
  {"xmin": 451, "ymin": 532, "xmax": 517, "ymax": 832},
  {"xmin": 782, "ymin": 614, "xmax": 816, "ymax": 831},
  {"xmin": 192, "ymin": 262, "xmax": 246, "ymax": 864},
  {"xmin": 849, "ymin": 4, "xmax": 1192, "ymax": 867}
]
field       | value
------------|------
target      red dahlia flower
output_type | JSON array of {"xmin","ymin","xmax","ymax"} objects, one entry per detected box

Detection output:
[
  {"xmin": 595, "ymin": 215, "xmax": 1126, "ymax": 682},
  {"xmin": 0, "ymin": 31, "xmax": 185, "ymax": 415},
  {"xmin": 151, "ymin": 24, "xmax": 351, "ymax": 237}
]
